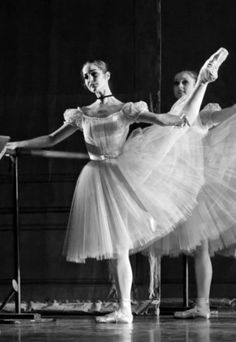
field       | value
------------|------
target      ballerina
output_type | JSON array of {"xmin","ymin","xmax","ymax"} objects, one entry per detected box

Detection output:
[
  {"xmin": 6, "ymin": 48, "xmax": 228, "ymax": 323},
  {"xmin": 145, "ymin": 58, "xmax": 236, "ymax": 319}
]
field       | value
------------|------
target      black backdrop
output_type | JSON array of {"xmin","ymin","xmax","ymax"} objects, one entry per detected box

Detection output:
[
  {"xmin": 0, "ymin": 0, "xmax": 161, "ymax": 141},
  {"xmin": 0, "ymin": 0, "xmax": 162, "ymax": 302},
  {"xmin": 161, "ymin": 0, "xmax": 236, "ymax": 111},
  {"xmin": 1, "ymin": 0, "xmax": 236, "ymax": 302}
]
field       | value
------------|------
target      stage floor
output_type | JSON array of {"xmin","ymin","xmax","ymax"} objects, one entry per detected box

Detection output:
[{"xmin": 0, "ymin": 312, "xmax": 236, "ymax": 342}]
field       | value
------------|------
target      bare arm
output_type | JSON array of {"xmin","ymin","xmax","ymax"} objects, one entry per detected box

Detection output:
[
  {"xmin": 6, "ymin": 123, "xmax": 78, "ymax": 151},
  {"xmin": 138, "ymin": 111, "xmax": 187, "ymax": 126}
]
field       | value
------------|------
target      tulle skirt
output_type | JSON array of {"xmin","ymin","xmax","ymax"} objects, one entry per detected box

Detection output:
[
  {"xmin": 146, "ymin": 112, "xmax": 236, "ymax": 257},
  {"xmin": 206, "ymin": 113, "xmax": 236, "ymax": 255},
  {"xmin": 63, "ymin": 116, "xmax": 206, "ymax": 263}
]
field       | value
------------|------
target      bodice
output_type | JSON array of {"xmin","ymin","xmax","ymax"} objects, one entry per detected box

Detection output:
[
  {"xmin": 82, "ymin": 111, "xmax": 131, "ymax": 160},
  {"xmin": 63, "ymin": 101, "xmax": 148, "ymax": 160}
]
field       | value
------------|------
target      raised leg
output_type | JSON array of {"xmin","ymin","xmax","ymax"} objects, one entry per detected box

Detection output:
[{"xmin": 178, "ymin": 48, "xmax": 228, "ymax": 125}]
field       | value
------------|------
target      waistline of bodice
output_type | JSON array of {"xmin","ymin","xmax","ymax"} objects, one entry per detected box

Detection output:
[
  {"xmin": 88, "ymin": 152, "xmax": 121, "ymax": 161},
  {"xmin": 86, "ymin": 142, "xmax": 122, "ymax": 161}
]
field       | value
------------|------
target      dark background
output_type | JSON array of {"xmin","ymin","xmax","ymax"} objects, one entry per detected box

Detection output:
[
  {"xmin": 161, "ymin": 0, "xmax": 236, "ymax": 111},
  {"xmin": 0, "ymin": 0, "xmax": 236, "ymax": 303}
]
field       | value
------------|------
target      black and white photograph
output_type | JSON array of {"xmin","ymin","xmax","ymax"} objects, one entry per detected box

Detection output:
[{"xmin": 1, "ymin": 0, "xmax": 236, "ymax": 341}]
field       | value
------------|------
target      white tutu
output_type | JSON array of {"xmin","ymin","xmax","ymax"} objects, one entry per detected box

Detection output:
[
  {"xmin": 145, "ymin": 103, "xmax": 236, "ymax": 256},
  {"xmin": 62, "ymin": 100, "xmax": 205, "ymax": 262},
  {"xmin": 205, "ymin": 110, "xmax": 236, "ymax": 255}
]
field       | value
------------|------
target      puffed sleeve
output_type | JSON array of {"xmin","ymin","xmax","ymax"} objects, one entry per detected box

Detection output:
[
  {"xmin": 200, "ymin": 103, "xmax": 222, "ymax": 129},
  {"xmin": 122, "ymin": 101, "xmax": 149, "ymax": 123},
  {"xmin": 63, "ymin": 107, "xmax": 83, "ymax": 130}
]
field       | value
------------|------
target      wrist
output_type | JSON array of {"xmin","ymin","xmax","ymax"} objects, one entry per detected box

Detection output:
[{"xmin": 18, "ymin": 141, "xmax": 28, "ymax": 148}]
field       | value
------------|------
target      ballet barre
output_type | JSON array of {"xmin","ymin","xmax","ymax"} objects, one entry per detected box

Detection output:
[
  {"xmin": 9, "ymin": 148, "xmax": 89, "ymax": 160},
  {"xmin": 1, "ymin": 149, "xmax": 89, "ymax": 320},
  {"xmin": 2, "ymin": 149, "xmax": 189, "ymax": 318}
]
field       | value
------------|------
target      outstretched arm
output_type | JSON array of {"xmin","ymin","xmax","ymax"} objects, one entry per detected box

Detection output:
[
  {"xmin": 138, "ymin": 111, "xmax": 188, "ymax": 127},
  {"xmin": 6, "ymin": 123, "xmax": 78, "ymax": 151}
]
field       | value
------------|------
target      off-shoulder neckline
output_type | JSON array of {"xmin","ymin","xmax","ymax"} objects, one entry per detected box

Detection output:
[
  {"xmin": 82, "ymin": 109, "xmax": 123, "ymax": 120},
  {"xmin": 80, "ymin": 102, "xmax": 131, "ymax": 120}
]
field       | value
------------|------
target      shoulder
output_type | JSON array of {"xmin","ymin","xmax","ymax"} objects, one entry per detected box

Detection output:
[{"xmin": 81, "ymin": 100, "xmax": 98, "ymax": 113}]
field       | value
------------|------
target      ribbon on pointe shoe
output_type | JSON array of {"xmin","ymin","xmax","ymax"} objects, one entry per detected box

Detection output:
[{"xmin": 198, "ymin": 47, "xmax": 229, "ymax": 84}]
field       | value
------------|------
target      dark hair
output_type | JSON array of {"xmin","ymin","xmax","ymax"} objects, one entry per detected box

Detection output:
[
  {"xmin": 174, "ymin": 70, "xmax": 198, "ymax": 83},
  {"xmin": 81, "ymin": 60, "xmax": 110, "ymax": 81}
]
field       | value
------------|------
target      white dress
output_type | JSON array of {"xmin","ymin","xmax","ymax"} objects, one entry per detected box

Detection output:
[{"xmin": 62, "ymin": 100, "xmax": 205, "ymax": 263}]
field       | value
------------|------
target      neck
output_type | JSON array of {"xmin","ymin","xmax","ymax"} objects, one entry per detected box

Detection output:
[{"xmin": 97, "ymin": 94, "xmax": 113, "ymax": 102}]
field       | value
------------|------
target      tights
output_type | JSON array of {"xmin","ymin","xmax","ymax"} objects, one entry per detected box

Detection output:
[
  {"xmin": 194, "ymin": 240, "xmax": 212, "ymax": 310},
  {"xmin": 110, "ymin": 250, "xmax": 132, "ymax": 314}
]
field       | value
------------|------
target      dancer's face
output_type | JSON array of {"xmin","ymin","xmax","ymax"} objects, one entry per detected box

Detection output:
[
  {"xmin": 173, "ymin": 72, "xmax": 196, "ymax": 99},
  {"xmin": 82, "ymin": 63, "xmax": 110, "ymax": 94}
]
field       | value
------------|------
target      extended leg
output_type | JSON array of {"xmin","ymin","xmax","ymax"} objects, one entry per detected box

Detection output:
[{"xmin": 175, "ymin": 48, "xmax": 228, "ymax": 124}]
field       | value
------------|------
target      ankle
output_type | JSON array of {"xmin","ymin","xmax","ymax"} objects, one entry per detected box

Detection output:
[
  {"xmin": 196, "ymin": 79, "xmax": 208, "ymax": 87},
  {"xmin": 119, "ymin": 299, "xmax": 132, "ymax": 315},
  {"xmin": 196, "ymin": 297, "xmax": 210, "ymax": 311}
]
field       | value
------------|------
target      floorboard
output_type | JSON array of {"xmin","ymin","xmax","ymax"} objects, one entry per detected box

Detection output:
[{"xmin": 0, "ymin": 312, "xmax": 236, "ymax": 341}]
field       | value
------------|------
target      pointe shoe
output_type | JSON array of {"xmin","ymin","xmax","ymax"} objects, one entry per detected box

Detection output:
[
  {"xmin": 198, "ymin": 47, "xmax": 229, "ymax": 84},
  {"xmin": 95, "ymin": 310, "xmax": 133, "ymax": 323},
  {"xmin": 174, "ymin": 306, "xmax": 210, "ymax": 319}
]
